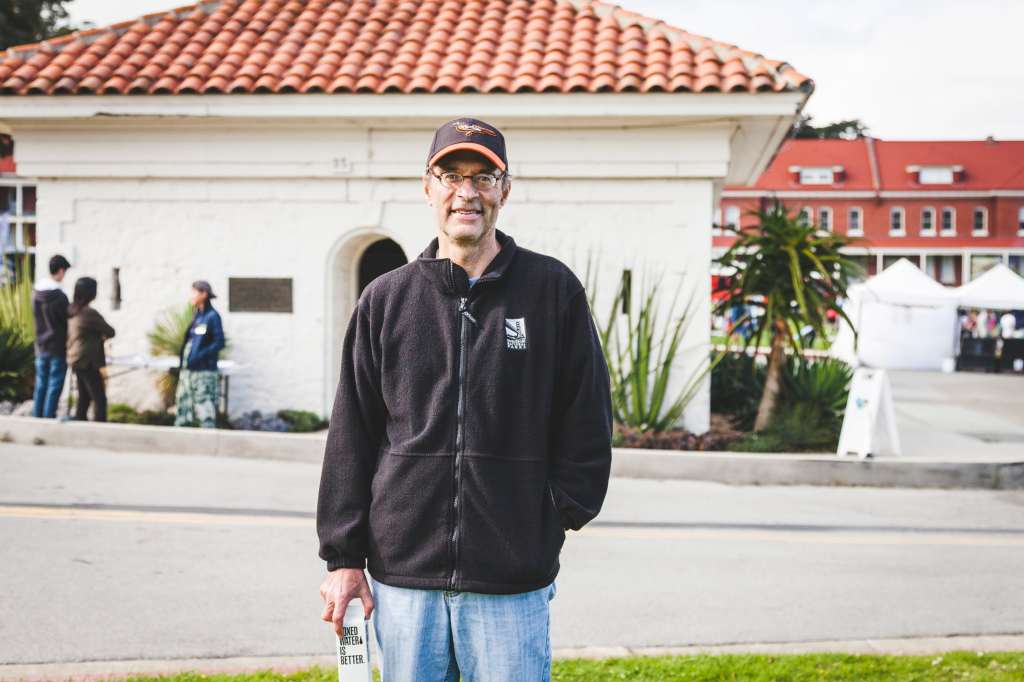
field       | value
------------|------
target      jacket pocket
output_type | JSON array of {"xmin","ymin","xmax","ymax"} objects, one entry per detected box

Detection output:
[
  {"xmin": 368, "ymin": 451, "xmax": 452, "ymax": 579},
  {"xmin": 459, "ymin": 457, "xmax": 565, "ymax": 587}
]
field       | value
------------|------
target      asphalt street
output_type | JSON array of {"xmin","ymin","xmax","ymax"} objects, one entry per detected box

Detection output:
[{"xmin": 2, "ymin": 442, "xmax": 1023, "ymax": 665}]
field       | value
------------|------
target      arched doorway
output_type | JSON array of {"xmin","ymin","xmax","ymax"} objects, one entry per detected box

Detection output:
[
  {"xmin": 325, "ymin": 233, "xmax": 408, "ymax": 412},
  {"xmin": 358, "ymin": 238, "xmax": 407, "ymax": 293}
]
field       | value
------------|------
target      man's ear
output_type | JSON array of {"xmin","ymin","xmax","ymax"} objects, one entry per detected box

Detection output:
[
  {"xmin": 499, "ymin": 177, "xmax": 511, "ymax": 207},
  {"xmin": 423, "ymin": 174, "xmax": 432, "ymax": 205}
]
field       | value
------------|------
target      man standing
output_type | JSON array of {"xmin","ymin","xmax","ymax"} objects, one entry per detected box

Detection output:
[
  {"xmin": 32, "ymin": 254, "xmax": 71, "ymax": 418},
  {"xmin": 317, "ymin": 118, "xmax": 612, "ymax": 680}
]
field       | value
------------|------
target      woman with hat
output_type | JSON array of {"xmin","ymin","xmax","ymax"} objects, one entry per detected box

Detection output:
[
  {"xmin": 66, "ymin": 276, "xmax": 116, "ymax": 422},
  {"xmin": 174, "ymin": 280, "xmax": 226, "ymax": 428}
]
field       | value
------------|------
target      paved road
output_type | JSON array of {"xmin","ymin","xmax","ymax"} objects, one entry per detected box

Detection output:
[{"xmin": 2, "ymin": 442, "xmax": 1023, "ymax": 665}]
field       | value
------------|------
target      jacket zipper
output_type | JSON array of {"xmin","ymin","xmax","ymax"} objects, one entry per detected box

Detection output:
[{"xmin": 450, "ymin": 294, "xmax": 471, "ymax": 591}]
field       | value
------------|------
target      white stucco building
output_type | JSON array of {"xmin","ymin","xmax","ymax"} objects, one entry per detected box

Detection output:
[{"xmin": 0, "ymin": 0, "xmax": 811, "ymax": 431}]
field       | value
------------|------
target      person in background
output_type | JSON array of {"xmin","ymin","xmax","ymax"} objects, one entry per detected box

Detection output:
[
  {"xmin": 32, "ymin": 254, "xmax": 71, "ymax": 418},
  {"xmin": 174, "ymin": 280, "xmax": 225, "ymax": 429},
  {"xmin": 975, "ymin": 309, "xmax": 990, "ymax": 338},
  {"xmin": 67, "ymin": 277, "xmax": 115, "ymax": 422},
  {"xmin": 999, "ymin": 310, "xmax": 1017, "ymax": 339}
]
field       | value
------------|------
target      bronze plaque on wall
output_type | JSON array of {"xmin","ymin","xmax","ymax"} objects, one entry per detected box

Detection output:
[{"xmin": 228, "ymin": 277, "xmax": 293, "ymax": 313}]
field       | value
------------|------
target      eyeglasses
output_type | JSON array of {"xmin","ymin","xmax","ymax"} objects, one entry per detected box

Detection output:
[{"xmin": 429, "ymin": 169, "xmax": 503, "ymax": 190}]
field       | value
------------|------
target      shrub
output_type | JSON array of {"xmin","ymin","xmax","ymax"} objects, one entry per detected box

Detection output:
[
  {"xmin": 783, "ymin": 357, "xmax": 852, "ymax": 423},
  {"xmin": 108, "ymin": 402, "xmax": 175, "ymax": 426},
  {"xmin": 713, "ymin": 354, "xmax": 852, "ymax": 452},
  {"xmin": 278, "ymin": 409, "xmax": 328, "ymax": 433},
  {"xmin": 0, "ymin": 327, "xmax": 34, "ymax": 401},
  {"xmin": 709, "ymin": 351, "xmax": 765, "ymax": 431},
  {"xmin": 732, "ymin": 403, "xmax": 840, "ymax": 452}
]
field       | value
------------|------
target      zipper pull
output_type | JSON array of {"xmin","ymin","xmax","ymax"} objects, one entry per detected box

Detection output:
[{"xmin": 458, "ymin": 297, "xmax": 479, "ymax": 328}]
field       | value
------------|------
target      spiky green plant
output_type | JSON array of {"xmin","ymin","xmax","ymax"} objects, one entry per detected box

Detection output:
[
  {"xmin": 146, "ymin": 303, "xmax": 194, "ymax": 407},
  {"xmin": 714, "ymin": 203, "xmax": 861, "ymax": 431},
  {"xmin": 783, "ymin": 357, "xmax": 852, "ymax": 423},
  {"xmin": 0, "ymin": 255, "xmax": 36, "ymax": 400},
  {"xmin": 589, "ymin": 267, "xmax": 720, "ymax": 433}
]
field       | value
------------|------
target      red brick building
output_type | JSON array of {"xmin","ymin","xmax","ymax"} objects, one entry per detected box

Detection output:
[{"xmin": 715, "ymin": 138, "xmax": 1024, "ymax": 286}]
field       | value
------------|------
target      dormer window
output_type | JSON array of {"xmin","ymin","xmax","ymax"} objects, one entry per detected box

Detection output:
[
  {"xmin": 906, "ymin": 165, "xmax": 963, "ymax": 184},
  {"xmin": 790, "ymin": 165, "xmax": 844, "ymax": 185}
]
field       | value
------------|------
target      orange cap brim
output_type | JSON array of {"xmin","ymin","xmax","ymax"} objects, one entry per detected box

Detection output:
[{"xmin": 428, "ymin": 142, "xmax": 506, "ymax": 171}]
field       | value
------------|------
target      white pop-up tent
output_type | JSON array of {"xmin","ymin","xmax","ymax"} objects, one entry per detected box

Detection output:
[
  {"xmin": 949, "ymin": 263, "xmax": 1024, "ymax": 310},
  {"xmin": 831, "ymin": 258, "xmax": 959, "ymax": 370}
]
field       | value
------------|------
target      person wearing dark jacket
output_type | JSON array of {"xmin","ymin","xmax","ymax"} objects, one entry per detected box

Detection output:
[
  {"xmin": 174, "ymin": 280, "xmax": 225, "ymax": 428},
  {"xmin": 31, "ymin": 254, "xmax": 71, "ymax": 418},
  {"xmin": 317, "ymin": 119, "xmax": 612, "ymax": 681},
  {"xmin": 67, "ymin": 277, "xmax": 115, "ymax": 422}
]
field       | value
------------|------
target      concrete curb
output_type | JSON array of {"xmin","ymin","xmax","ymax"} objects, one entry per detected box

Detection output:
[
  {"xmin": 610, "ymin": 447, "xmax": 1024, "ymax": 490},
  {"xmin": 2, "ymin": 416, "xmax": 1022, "ymax": 489},
  {"xmin": 3, "ymin": 634, "xmax": 1023, "ymax": 681},
  {"xmin": 0, "ymin": 416, "xmax": 324, "ymax": 464}
]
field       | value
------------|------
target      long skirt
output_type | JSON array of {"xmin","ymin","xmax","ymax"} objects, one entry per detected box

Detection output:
[{"xmin": 174, "ymin": 369, "xmax": 219, "ymax": 428}]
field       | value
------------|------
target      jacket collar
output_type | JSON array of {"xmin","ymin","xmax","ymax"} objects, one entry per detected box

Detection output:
[{"xmin": 417, "ymin": 229, "xmax": 518, "ymax": 296}]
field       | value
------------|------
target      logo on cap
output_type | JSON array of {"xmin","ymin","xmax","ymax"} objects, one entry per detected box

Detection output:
[{"xmin": 453, "ymin": 122, "xmax": 497, "ymax": 137}]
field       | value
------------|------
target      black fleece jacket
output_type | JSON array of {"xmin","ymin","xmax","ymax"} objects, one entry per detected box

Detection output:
[
  {"xmin": 317, "ymin": 230, "xmax": 612, "ymax": 594},
  {"xmin": 33, "ymin": 288, "xmax": 69, "ymax": 357}
]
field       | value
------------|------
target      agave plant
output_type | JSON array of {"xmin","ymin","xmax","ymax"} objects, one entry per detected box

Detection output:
[
  {"xmin": 0, "ymin": 254, "xmax": 34, "ymax": 341},
  {"xmin": 589, "ymin": 265, "xmax": 720, "ymax": 433},
  {"xmin": 0, "ymin": 256, "xmax": 36, "ymax": 401},
  {"xmin": 146, "ymin": 303, "xmax": 194, "ymax": 407},
  {"xmin": 783, "ymin": 357, "xmax": 852, "ymax": 422}
]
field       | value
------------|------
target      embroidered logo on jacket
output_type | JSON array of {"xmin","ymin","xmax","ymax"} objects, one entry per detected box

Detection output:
[{"xmin": 505, "ymin": 318, "xmax": 527, "ymax": 350}]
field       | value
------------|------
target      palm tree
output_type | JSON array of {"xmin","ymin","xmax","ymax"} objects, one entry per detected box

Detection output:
[{"xmin": 714, "ymin": 203, "xmax": 860, "ymax": 431}]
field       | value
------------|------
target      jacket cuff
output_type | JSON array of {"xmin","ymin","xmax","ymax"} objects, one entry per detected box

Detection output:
[{"xmin": 327, "ymin": 556, "xmax": 367, "ymax": 571}]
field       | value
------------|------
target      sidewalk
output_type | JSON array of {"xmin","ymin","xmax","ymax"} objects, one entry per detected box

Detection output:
[{"xmin": 2, "ymin": 415, "xmax": 1021, "ymax": 489}]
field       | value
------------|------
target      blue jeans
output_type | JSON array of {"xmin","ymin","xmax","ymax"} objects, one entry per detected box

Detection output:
[
  {"xmin": 371, "ymin": 577, "xmax": 555, "ymax": 682},
  {"xmin": 32, "ymin": 355, "xmax": 67, "ymax": 419}
]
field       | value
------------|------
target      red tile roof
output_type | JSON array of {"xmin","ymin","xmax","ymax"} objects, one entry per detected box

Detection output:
[
  {"xmin": 733, "ymin": 138, "xmax": 1024, "ymax": 192},
  {"xmin": 0, "ymin": 0, "xmax": 812, "ymax": 96}
]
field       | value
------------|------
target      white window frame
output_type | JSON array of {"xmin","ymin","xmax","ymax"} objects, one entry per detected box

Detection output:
[
  {"xmin": 941, "ymin": 207, "xmax": 956, "ymax": 236},
  {"xmin": 724, "ymin": 206, "xmax": 741, "ymax": 232},
  {"xmin": 972, "ymin": 207, "xmax": 988, "ymax": 236},
  {"xmin": 889, "ymin": 206, "xmax": 905, "ymax": 236},
  {"xmin": 847, "ymin": 207, "xmax": 863, "ymax": 236},
  {"xmin": 712, "ymin": 208, "xmax": 723, "ymax": 236},
  {"xmin": 799, "ymin": 167, "xmax": 834, "ymax": 185},
  {"xmin": 798, "ymin": 206, "xmax": 812, "ymax": 227},
  {"xmin": 816, "ymin": 207, "xmax": 833, "ymax": 232},
  {"xmin": 1019, "ymin": 207, "xmax": 1024, "ymax": 236},
  {"xmin": 0, "ymin": 179, "xmax": 37, "ymax": 255},
  {"xmin": 920, "ymin": 207, "xmax": 936, "ymax": 236}
]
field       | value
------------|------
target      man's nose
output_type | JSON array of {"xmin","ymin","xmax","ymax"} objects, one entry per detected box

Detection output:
[{"xmin": 454, "ymin": 177, "xmax": 479, "ymax": 199}]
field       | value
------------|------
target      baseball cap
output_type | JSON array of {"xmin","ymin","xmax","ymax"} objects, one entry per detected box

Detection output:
[
  {"xmin": 427, "ymin": 117, "xmax": 507, "ymax": 172},
  {"xmin": 191, "ymin": 279, "xmax": 217, "ymax": 299}
]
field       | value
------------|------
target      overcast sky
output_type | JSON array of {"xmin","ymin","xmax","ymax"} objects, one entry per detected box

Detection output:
[{"xmin": 66, "ymin": 0, "xmax": 1024, "ymax": 141}]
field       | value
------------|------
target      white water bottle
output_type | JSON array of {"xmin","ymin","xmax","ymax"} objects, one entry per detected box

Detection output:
[{"xmin": 336, "ymin": 600, "xmax": 372, "ymax": 681}]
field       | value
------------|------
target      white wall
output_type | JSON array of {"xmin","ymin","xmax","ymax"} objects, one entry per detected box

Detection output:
[{"xmin": 22, "ymin": 119, "xmax": 732, "ymax": 431}]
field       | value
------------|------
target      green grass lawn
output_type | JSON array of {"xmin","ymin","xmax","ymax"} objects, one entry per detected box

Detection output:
[{"xmin": 113, "ymin": 652, "xmax": 1024, "ymax": 682}]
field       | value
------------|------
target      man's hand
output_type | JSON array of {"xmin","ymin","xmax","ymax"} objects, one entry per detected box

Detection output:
[{"xmin": 319, "ymin": 568, "xmax": 374, "ymax": 635}]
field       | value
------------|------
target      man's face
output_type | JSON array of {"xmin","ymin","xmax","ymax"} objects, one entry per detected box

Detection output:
[
  {"xmin": 423, "ymin": 150, "xmax": 510, "ymax": 247},
  {"xmin": 53, "ymin": 268, "xmax": 66, "ymax": 283}
]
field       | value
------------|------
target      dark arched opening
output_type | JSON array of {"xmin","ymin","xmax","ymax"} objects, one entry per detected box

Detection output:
[{"xmin": 358, "ymin": 238, "xmax": 407, "ymax": 294}]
